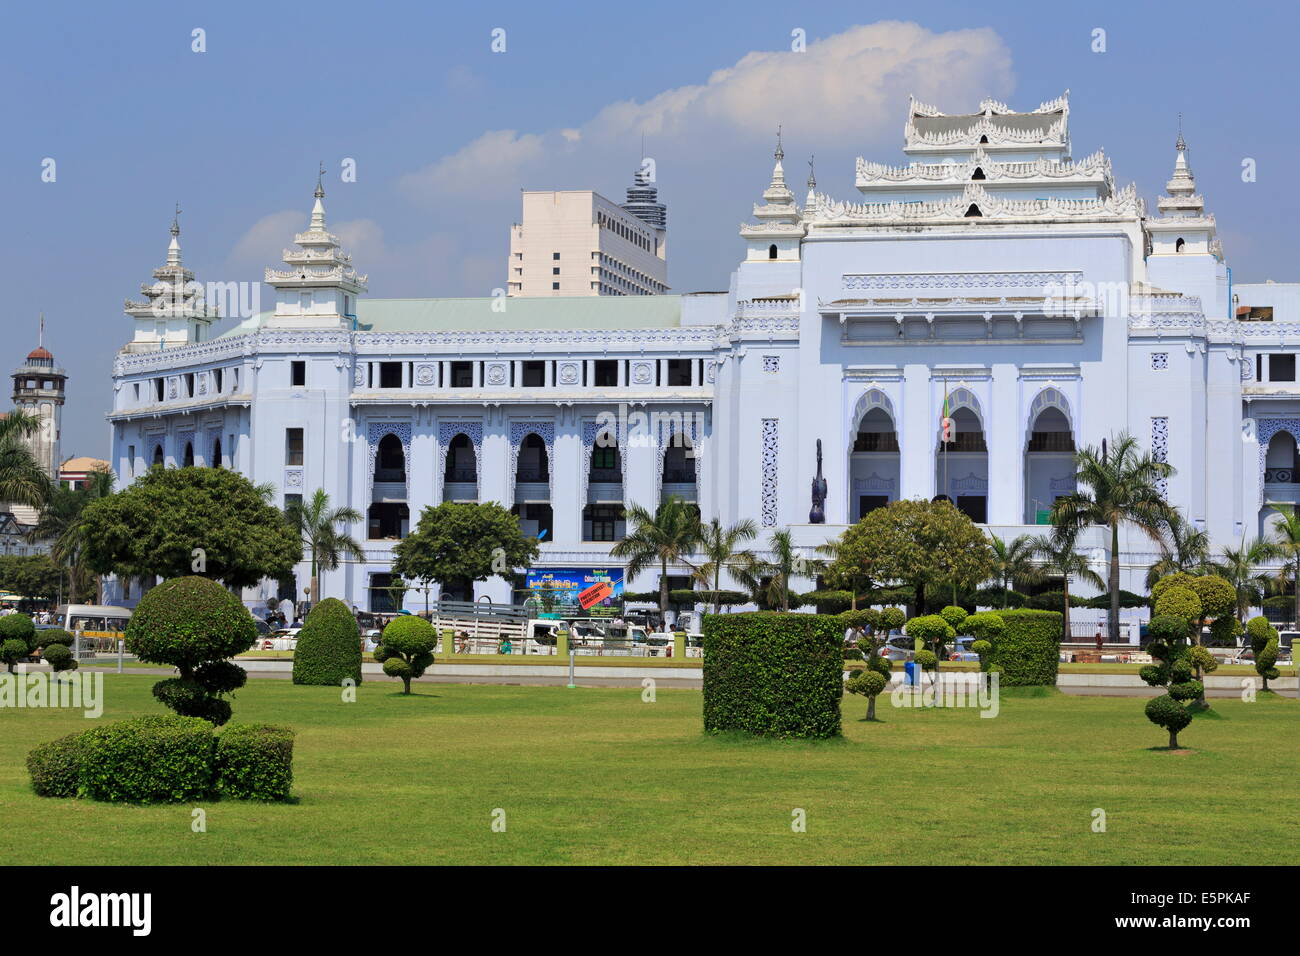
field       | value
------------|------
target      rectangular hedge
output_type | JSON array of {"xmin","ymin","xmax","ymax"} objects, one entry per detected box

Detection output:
[
  {"xmin": 989, "ymin": 609, "xmax": 1063, "ymax": 686},
  {"xmin": 702, "ymin": 612, "xmax": 843, "ymax": 738}
]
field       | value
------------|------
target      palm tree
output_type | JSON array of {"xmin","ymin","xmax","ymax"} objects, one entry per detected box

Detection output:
[
  {"xmin": 285, "ymin": 489, "xmax": 364, "ymax": 605},
  {"xmin": 1051, "ymin": 432, "xmax": 1173, "ymax": 642},
  {"xmin": 28, "ymin": 468, "xmax": 114, "ymax": 603},
  {"xmin": 987, "ymin": 533, "xmax": 1042, "ymax": 607},
  {"xmin": 611, "ymin": 496, "xmax": 702, "ymax": 622},
  {"xmin": 687, "ymin": 516, "xmax": 758, "ymax": 614},
  {"xmin": 1209, "ymin": 534, "xmax": 1281, "ymax": 623},
  {"xmin": 1029, "ymin": 529, "xmax": 1105, "ymax": 642},
  {"xmin": 749, "ymin": 529, "xmax": 817, "ymax": 612},
  {"xmin": 1265, "ymin": 505, "xmax": 1300, "ymax": 627},
  {"xmin": 1144, "ymin": 510, "xmax": 1211, "ymax": 588},
  {"xmin": 0, "ymin": 409, "xmax": 53, "ymax": 509}
]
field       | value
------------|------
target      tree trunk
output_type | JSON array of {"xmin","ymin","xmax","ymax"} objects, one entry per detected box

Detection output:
[
  {"xmin": 1293, "ymin": 561, "xmax": 1299, "ymax": 630},
  {"xmin": 402, "ymin": 676, "xmax": 412, "ymax": 695},
  {"xmin": 1108, "ymin": 522, "xmax": 1121, "ymax": 643},
  {"xmin": 867, "ymin": 695, "xmax": 876, "ymax": 721},
  {"xmin": 1062, "ymin": 578, "xmax": 1071, "ymax": 646},
  {"xmin": 1168, "ymin": 729, "xmax": 1179, "ymax": 750},
  {"xmin": 659, "ymin": 559, "xmax": 669, "ymax": 627}
]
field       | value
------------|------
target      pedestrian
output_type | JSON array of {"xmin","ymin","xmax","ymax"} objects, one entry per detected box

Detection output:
[{"xmin": 1094, "ymin": 630, "xmax": 1104, "ymax": 652}]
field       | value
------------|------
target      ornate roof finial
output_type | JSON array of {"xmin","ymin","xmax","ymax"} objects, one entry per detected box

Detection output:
[
  {"xmin": 1176, "ymin": 113, "xmax": 1186, "ymax": 151},
  {"xmin": 170, "ymin": 202, "xmax": 181, "ymax": 237},
  {"xmin": 166, "ymin": 203, "xmax": 183, "ymax": 267},
  {"xmin": 775, "ymin": 125, "xmax": 784, "ymax": 162},
  {"xmin": 806, "ymin": 154, "xmax": 816, "ymax": 191},
  {"xmin": 39, "ymin": 312, "xmax": 44, "ymax": 348},
  {"xmin": 315, "ymin": 161, "xmax": 326, "ymax": 199}
]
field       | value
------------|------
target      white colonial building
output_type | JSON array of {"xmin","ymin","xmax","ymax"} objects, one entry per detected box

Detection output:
[{"xmin": 105, "ymin": 93, "xmax": 1300, "ymax": 612}]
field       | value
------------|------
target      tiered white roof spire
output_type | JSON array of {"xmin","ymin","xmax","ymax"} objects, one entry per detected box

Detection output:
[
  {"xmin": 121, "ymin": 206, "xmax": 219, "ymax": 353},
  {"xmin": 265, "ymin": 164, "xmax": 368, "ymax": 293},
  {"xmin": 1157, "ymin": 116, "xmax": 1205, "ymax": 218}
]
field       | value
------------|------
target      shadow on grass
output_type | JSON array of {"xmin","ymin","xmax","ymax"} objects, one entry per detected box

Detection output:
[
  {"xmin": 701, "ymin": 729, "xmax": 851, "ymax": 747},
  {"xmin": 1146, "ymin": 746, "xmax": 1196, "ymax": 755},
  {"xmin": 384, "ymin": 692, "xmax": 443, "ymax": 700},
  {"xmin": 999, "ymin": 686, "xmax": 1061, "ymax": 699}
]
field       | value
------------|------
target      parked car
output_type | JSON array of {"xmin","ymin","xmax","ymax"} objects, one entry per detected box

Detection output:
[
  {"xmin": 879, "ymin": 634, "xmax": 916, "ymax": 662},
  {"xmin": 1233, "ymin": 645, "xmax": 1293, "ymax": 665},
  {"xmin": 947, "ymin": 636, "xmax": 980, "ymax": 662},
  {"xmin": 253, "ymin": 618, "xmax": 272, "ymax": 636}
]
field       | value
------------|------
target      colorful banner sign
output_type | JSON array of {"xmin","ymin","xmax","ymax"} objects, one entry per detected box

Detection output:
[{"xmin": 524, "ymin": 568, "xmax": 625, "ymax": 616}]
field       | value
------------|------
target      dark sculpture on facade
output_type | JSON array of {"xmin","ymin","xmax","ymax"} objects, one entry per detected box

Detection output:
[{"xmin": 809, "ymin": 439, "xmax": 827, "ymax": 523}]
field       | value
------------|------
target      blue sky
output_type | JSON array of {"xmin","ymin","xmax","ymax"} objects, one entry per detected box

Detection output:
[{"xmin": 4, "ymin": 0, "xmax": 1299, "ymax": 457}]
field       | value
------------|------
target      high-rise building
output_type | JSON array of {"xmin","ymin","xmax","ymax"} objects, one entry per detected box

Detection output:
[{"xmin": 507, "ymin": 169, "xmax": 668, "ymax": 297}]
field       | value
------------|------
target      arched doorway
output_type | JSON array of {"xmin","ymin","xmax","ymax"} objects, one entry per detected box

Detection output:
[
  {"xmin": 369, "ymin": 434, "xmax": 408, "ymax": 540},
  {"xmin": 849, "ymin": 395, "xmax": 899, "ymax": 522},
  {"xmin": 661, "ymin": 434, "xmax": 697, "ymax": 505},
  {"xmin": 1024, "ymin": 390, "xmax": 1077, "ymax": 523},
  {"xmin": 152, "ymin": 444, "xmax": 164, "ymax": 468},
  {"xmin": 513, "ymin": 433, "xmax": 552, "ymax": 541},
  {"xmin": 935, "ymin": 389, "xmax": 988, "ymax": 523}
]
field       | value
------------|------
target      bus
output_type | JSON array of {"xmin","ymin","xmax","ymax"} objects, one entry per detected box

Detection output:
[{"xmin": 55, "ymin": 604, "xmax": 133, "ymax": 654}]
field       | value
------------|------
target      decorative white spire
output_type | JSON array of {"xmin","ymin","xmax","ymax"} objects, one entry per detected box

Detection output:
[
  {"xmin": 1158, "ymin": 116, "xmax": 1204, "ymax": 217},
  {"xmin": 166, "ymin": 202, "xmax": 182, "ymax": 267},
  {"xmin": 310, "ymin": 161, "xmax": 328, "ymax": 232}
]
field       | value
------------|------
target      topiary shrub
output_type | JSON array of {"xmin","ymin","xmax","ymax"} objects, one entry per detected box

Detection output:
[
  {"xmin": 215, "ymin": 724, "xmax": 295, "ymax": 801},
  {"xmin": 42, "ymin": 642, "xmax": 77, "ymax": 676},
  {"xmin": 987, "ymin": 609, "xmax": 1062, "ymax": 686},
  {"xmin": 77, "ymin": 715, "xmax": 216, "ymax": 803},
  {"xmin": 971, "ymin": 639, "xmax": 992, "ymax": 670},
  {"xmin": 1207, "ymin": 616, "xmax": 1242, "ymax": 647},
  {"xmin": 26, "ymin": 733, "xmax": 85, "ymax": 798},
  {"xmin": 37, "ymin": 629, "xmax": 74, "ymax": 647},
  {"xmin": 915, "ymin": 649, "xmax": 938, "ymax": 671},
  {"xmin": 939, "ymin": 606, "xmax": 968, "ymax": 631},
  {"xmin": 803, "ymin": 590, "xmax": 856, "ymax": 615},
  {"xmin": 905, "ymin": 614, "xmax": 954, "ymax": 657},
  {"xmin": 1150, "ymin": 572, "xmax": 1198, "ymax": 608},
  {"xmin": 292, "ymin": 598, "xmax": 362, "ymax": 687},
  {"xmin": 1145, "ymin": 693, "xmax": 1193, "ymax": 749},
  {"xmin": 125, "ymin": 576, "xmax": 257, "ymax": 725},
  {"xmin": 0, "ymin": 615, "xmax": 37, "ymax": 672},
  {"xmin": 702, "ymin": 612, "xmax": 842, "ymax": 739},
  {"xmin": 1153, "ymin": 585, "xmax": 1201, "ymax": 626},
  {"xmin": 1247, "ymin": 616, "xmax": 1281, "ymax": 690},
  {"xmin": 374, "ymin": 615, "xmax": 437, "ymax": 694},
  {"xmin": 845, "ymin": 668, "xmax": 888, "ymax": 720}
]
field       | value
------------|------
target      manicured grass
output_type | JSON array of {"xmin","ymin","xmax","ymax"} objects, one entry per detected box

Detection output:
[{"xmin": 1, "ymin": 675, "xmax": 1295, "ymax": 865}]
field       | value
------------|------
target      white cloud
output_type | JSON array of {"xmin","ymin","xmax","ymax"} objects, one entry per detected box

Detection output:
[
  {"xmin": 226, "ymin": 210, "xmax": 301, "ymax": 270},
  {"xmin": 400, "ymin": 22, "xmax": 1014, "ymax": 203}
]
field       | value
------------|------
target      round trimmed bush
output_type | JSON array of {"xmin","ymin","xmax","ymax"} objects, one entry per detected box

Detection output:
[
  {"xmin": 1208, "ymin": 616, "xmax": 1242, "ymax": 647},
  {"xmin": 77, "ymin": 715, "xmax": 216, "ymax": 803},
  {"xmin": 215, "ymin": 724, "xmax": 295, "ymax": 801},
  {"xmin": 878, "ymin": 607, "xmax": 906, "ymax": 631},
  {"xmin": 27, "ymin": 733, "xmax": 85, "ymax": 798},
  {"xmin": 1186, "ymin": 576, "xmax": 1236, "ymax": 622},
  {"xmin": 1, "ymin": 638, "xmax": 30, "ymax": 672},
  {"xmin": 845, "ymin": 668, "xmax": 888, "ymax": 720},
  {"xmin": 42, "ymin": 642, "xmax": 76, "ymax": 675},
  {"xmin": 939, "ymin": 606, "xmax": 968, "ymax": 630},
  {"xmin": 905, "ymin": 614, "xmax": 954, "ymax": 650},
  {"xmin": 1150, "ymin": 572, "xmax": 1198, "ymax": 608},
  {"xmin": 1145, "ymin": 693, "xmax": 1192, "ymax": 748},
  {"xmin": 0, "ymin": 615, "xmax": 36, "ymax": 671},
  {"xmin": 915, "ymin": 649, "xmax": 938, "ymax": 671},
  {"xmin": 126, "ymin": 576, "xmax": 256, "ymax": 725},
  {"xmin": 1153, "ymin": 586, "xmax": 1201, "ymax": 625},
  {"xmin": 37, "ymin": 629, "xmax": 74, "ymax": 647},
  {"xmin": 292, "ymin": 598, "xmax": 362, "ymax": 686},
  {"xmin": 374, "ymin": 615, "xmax": 437, "ymax": 694},
  {"xmin": 963, "ymin": 611, "xmax": 1005, "ymax": 640}
]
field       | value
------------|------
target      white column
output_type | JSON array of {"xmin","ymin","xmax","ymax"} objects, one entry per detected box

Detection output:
[
  {"xmin": 987, "ymin": 364, "xmax": 1022, "ymax": 525},
  {"xmin": 899, "ymin": 365, "xmax": 932, "ymax": 499}
]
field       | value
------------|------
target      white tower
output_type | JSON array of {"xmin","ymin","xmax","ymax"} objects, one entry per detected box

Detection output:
[
  {"xmin": 123, "ymin": 205, "xmax": 220, "ymax": 354},
  {"xmin": 264, "ymin": 167, "xmax": 367, "ymax": 329},
  {"xmin": 11, "ymin": 318, "xmax": 65, "ymax": 481}
]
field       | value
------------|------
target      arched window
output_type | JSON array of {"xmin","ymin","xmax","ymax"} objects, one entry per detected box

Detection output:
[
  {"xmin": 662, "ymin": 436, "xmax": 695, "ymax": 485},
  {"xmin": 444, "ymin": 434, "xmax": 476, "ymax": 483},
  {"xmin": 964, "ymin": 203, "xmax": 982, "ymax": 218},
  {"xmin": 152, "ymin": 444, "xmax": 164, "ymax": 468},
  {"xmin": 182, "ymin": 442, "xmax": 194, "ymax": 467},
  {"xmin": 1175, "ymin": 237, "xmax": 1186, "ymax": 253},
  {"xmin": 979, "ymin": 134, "xmax": 989, "ymax": 144},
  {"xmin": 768, "ymin": 244, "xmax": 778, "ymax": 260},
  {"xmin": 374, "ymin": 434, "xmax": 405, "ymax": 482},
  {"xmin": 515, "ymin": 434, "xmax": 549, "ymax": 483},
  {"xmin": 212, "ymin": 438, "xmax": 222, "ymax": 469},
  {"xmin": 971, "ymin": 166, "xmax": 986, "ymax": 180},
  {"xmin": 589, "ymin": 432, "xmax": 620, "ymax": 480}
]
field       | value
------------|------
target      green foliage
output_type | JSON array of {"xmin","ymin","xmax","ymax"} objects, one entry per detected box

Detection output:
[
  {"xmin": 1207, "ymin": 616, "xmax": 1242, "ymax": 647},
  {"xmin": 1083, "ymin": 590, "xmax": 1148, "ymax": 610},
  {"xmin": 80, "ymin": 466, "xmax": 301, "ymax": 589},
  {"xmin": 77, "ymin": 715, "xmax": 216, "ymax": 803},
  {"xmin": 963, "ymin": 611, "xmax": 1006, "ymax": 639},
  {"xmin": 803, "ymin": 590, "xmax": 855, "ymax": 615},
  {"xmin": 26, "ymin": 733, "xmax": 85, "ymax": 798},
  {"xmin": 833, "ymin": 499, "xmax": 995, "ymax": 612},
  {"xmin": 878, "ymin": 607, "xmax": 906, "ymax": 631},
  {"xmin": 838, "ymin": 608, "xmax": 879, "ymax": 634},
  {"xmin": 215, "ymin": 724, "xmax": 295, "ymax": 801},
  {"xmin": 1187, "ymin": 645, "xmax": 1219, "ymax": 677},
  {"xmin": 1148, "ymin": 614, "xmax": 1189, "ymax": 644},
  {"xmin": 37, "ymin": 629, "xmax": 73, "ymax": 647},
  {"xmin": 0, "ymin": 613, "xmax": 35, "ymax": 646},
  {"xmin": 844, "ymin": 668, "xmax": 888, "ymax": 719},
  {"xmin": 1246, "ymin": 615, "xmax": 1275, "ymax": 650},
  {"xmin": 41, "ymin": 641, "xmax": 76, "ymax": 674},
  {"xmin": 0, "ymin": 554, "xmax": 66, "ymax": 603},
  {"xmin": 1185, "ymin": 575, "xmax": 1236, "ymax": 621},
  {"xmin": 904, "ymin": 614, "xmax": 954, "ymax": 651},
  {"xmin": 915, "ymin": 649, "xmax": 938, "ymax": 670},
  {"xmin": 972, "ymin": 586, "xmax": 1027, "ymax": 608},
  {"xmin": 1150, "ymin": 572, "xmax": 1198, "ymax": 608},
  {"xmin": 1248, "ymin": 616, "xmax": 1281, "ymax": 687},
  {"xmin": 986, "ymin": 609, "xmax": 1062, "ymax": 686},
  {"xmin": 292, "ymin": 597, "xmax": 362, "ymax": 687},
  {"xmin": 702, "ymin": 612, "xmax": 842, "ymax": 739},
  {"xmin": 1026, "ymin": 590, "xmax": 1070, "ymax": 611},
  {"xmin": 0, "ymin": 638, "xmax": 28, "ymax": 671},
  {"xmin": 939, "ymin": 605, "xmax": 968, "ymax": 630},
  {"xmin": 393, "ymin": 501, "xmax": 540, "ymax": 596},
  {"xmin": 1153, "ymin": 585, "xmax": 1201, "ymax": 624},
  {"xmin": 970, "ymin": 639, "xmax": 992, "ymax": 669},
  {"xmin": 374, "ymin": 615, "xmax": 437, "ymax": 694},
  {"xmin": 126, "ymin": 576, "xmax": 255, "ymax": 725},
  {"xmin": 1145, "ymin": 694, "xmax": 1192, "ymax": 746}
]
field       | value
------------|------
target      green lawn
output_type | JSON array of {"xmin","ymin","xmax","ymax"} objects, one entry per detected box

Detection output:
[{"xmin": 2, "ymin": 675, "xmax": 1296, "ymax": 865}]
